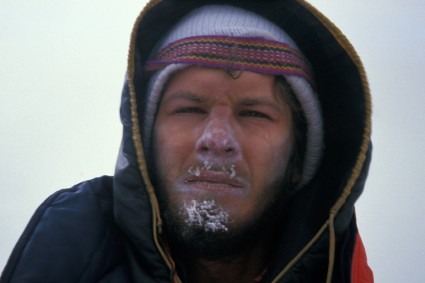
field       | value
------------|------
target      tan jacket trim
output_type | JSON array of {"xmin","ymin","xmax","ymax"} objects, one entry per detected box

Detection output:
[{"xmin": 128, "ymin": 0, "xmax": 178, "ymax": 277}]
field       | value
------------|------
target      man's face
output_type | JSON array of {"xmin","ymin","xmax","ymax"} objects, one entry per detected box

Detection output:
[{"xmin": 154, "ymin": 66, "xmax": 295, "ymax": 254}]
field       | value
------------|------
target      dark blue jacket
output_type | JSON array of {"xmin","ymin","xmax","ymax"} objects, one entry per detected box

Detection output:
[{"xmin": 1, "ymin": 176, "xmax": 132, "ymax": 283}]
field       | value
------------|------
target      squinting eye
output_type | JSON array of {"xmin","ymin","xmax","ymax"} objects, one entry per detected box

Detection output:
[
  {"xmin": 174, "ymin": 107, "xmax": 206, "ymax": 114},
  {"xmin": 240, "ymin": 110, "xmax": 271, "ymax": 119}
]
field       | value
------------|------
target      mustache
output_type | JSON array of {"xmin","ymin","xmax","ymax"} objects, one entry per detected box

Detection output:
[{"xmin": 187, "ymin": 160, "xmax": 237, "ymax": 178}]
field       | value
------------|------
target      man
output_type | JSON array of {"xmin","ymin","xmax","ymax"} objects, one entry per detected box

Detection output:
[{"xmin": 1, "ymin": 0, "xmax": 373, "ymax": 282}]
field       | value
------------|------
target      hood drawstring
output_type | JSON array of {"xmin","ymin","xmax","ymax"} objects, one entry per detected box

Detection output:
[{"xmin": 326, "ymin": 210, "xmax": 337, "ymax": 283}]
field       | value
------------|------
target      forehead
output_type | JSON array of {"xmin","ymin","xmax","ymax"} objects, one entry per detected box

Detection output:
[{"xmin": 162, "ymin": 66, "xmax": 282, "ymax": 101}]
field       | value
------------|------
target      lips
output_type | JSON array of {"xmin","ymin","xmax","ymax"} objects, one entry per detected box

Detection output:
[{"xmin": 183, "ymin": 171, "xmax": 246, "ymax": 194}]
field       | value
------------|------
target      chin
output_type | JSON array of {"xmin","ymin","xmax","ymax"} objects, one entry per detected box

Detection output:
[{"xmin": 161, "ymin": 196, "xmax": 284, "ymax": 260}]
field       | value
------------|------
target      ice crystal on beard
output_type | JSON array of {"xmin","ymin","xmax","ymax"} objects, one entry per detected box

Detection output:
[
  {"xmin": 188, "ymin": 166, "xmax": 201, "ymax": 176},
  {"xmin": 188, "ymin": 161, "xmax": 237, "ymax": 178},
  {"xmin": 229, "ymin": 164, "xmax": 236, "ymax": 178},
  {"xmin": 188, "ymin": 161, "xmax": 211, "ymax": 177},
  {"xmin": 203, "ymin": 160, "xmax": 212, "ymax": 170},
  {"xmin": 181, "ymin": 200, "xmax": 229, "ymax": 232}
]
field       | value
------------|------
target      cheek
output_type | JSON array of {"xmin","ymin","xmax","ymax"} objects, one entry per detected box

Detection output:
[
  {"xmin": 156, "ymin": 134, "xmax": 178, "ymax": 171},
  {"xmin": 273, "ymin": 134, "xmax": 294, "ymax": 172},
  {"xmin": 154, "ymin": 126, "xmax": 194, "ymax": 176},
  {"xmin": 246, "ymin": 133, "xmax": 294, "ymax": 181}
]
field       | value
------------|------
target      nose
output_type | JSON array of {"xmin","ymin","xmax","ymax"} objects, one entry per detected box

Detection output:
[{"xmin": 195, "ymin": 112, "xmax": 241, "ymax": 160}]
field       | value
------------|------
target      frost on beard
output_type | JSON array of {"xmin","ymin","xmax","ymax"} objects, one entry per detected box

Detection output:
[
  {"xmin": 180, "ymin": 200, "xmax": 229, "ymax": 232},
  {"xmin": 188, "ymin": 161, "xmax": 237, "ymax": 178}
]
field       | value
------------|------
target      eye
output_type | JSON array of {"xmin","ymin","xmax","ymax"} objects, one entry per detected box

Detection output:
[
  {"xmin": 239, "ymin": 110, "xmax": 271, "ymax": 120},
  {"xmin": 173, "ymin": 107, "xmax": 207, "ymax": 114}
]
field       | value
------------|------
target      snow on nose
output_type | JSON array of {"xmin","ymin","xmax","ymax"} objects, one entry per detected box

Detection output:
[{"xmin": 195, "ymin": 116, "xmax": 241, "ymax": 160}]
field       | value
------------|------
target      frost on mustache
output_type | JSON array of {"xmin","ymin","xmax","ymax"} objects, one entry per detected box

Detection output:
[
  {"xmin": 180, "ymin": 200, "xmax": 230, "ymax": 232},
  {"xmin": 188, "ymin": 160, "xmax": 237, "ymax": 178}
]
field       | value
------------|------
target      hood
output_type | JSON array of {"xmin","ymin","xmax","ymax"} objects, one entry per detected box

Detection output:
[{"xmin": 113, "ymin": 0, "xmax": 372, "ymax": 282}]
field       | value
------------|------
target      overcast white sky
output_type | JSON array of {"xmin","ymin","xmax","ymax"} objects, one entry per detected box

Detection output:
[{"xmin": 1, "ymin": 1, "xmax": 425, "ymax": 282}]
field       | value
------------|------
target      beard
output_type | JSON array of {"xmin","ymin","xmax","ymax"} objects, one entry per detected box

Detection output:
[{"xmin": 156, "ymin": 171, "xmax": 294, "ymax": 260}]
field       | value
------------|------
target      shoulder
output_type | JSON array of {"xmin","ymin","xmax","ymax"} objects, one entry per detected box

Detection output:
[{"xmin": 1, "ymin": 176, "xmax": 131, "ymax": 283}]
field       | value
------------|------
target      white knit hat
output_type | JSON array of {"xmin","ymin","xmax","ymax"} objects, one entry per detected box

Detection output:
[{"xmin": 144, "ymin": 5, "xmax": 323, "ymax": 188}]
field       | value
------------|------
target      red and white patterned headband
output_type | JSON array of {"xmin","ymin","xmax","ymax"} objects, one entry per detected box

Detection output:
[{"xmin": 146, "ymin": 35, "xmax": 314, "ymax": 86}]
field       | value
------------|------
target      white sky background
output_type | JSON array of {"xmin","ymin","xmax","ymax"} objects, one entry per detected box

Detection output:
[{"xmin": 1, "ymin": 1, "xmax": 424, "ymax": 282}]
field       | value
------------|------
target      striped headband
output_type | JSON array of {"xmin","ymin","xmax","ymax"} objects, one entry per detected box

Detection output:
[{"xmin": 146, "ymin": 35, "xmax": 315, "ymax": 86}]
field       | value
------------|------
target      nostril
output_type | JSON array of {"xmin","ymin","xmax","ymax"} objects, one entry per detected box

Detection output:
[
  {"xmin": 224, "ymin": 147, "xmax": 233, "ymax": 153},
  {"xmin": 201, "ymin": 146, "xmax": 209, "ymax": 152}
]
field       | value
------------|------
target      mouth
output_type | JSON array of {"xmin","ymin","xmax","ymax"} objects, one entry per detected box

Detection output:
[
  {"xmin": 188, "ymin": 161, "xmax": 237, "ymax": 178},
  {"xmin": 183, "ymin": 172, "xmax": 245, "ymax": 194}
]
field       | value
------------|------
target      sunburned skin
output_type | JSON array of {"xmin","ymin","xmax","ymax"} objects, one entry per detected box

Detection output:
[
  {"xmin": 180, "ymin": 200, "xmax": 230, "ymax": 232},
  {"xmin": 154, "ymin": 67, "xmax": 295, "ymax": 243}
]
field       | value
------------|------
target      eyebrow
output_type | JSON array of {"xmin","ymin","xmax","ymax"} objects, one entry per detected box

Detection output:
[
  {"xmin": 239, "ymin": 97, "xmax": 286, "ymax": 114},
  {"xmin": 162, "ymin": 91, "xmax": 207, "ymax": 104}
]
